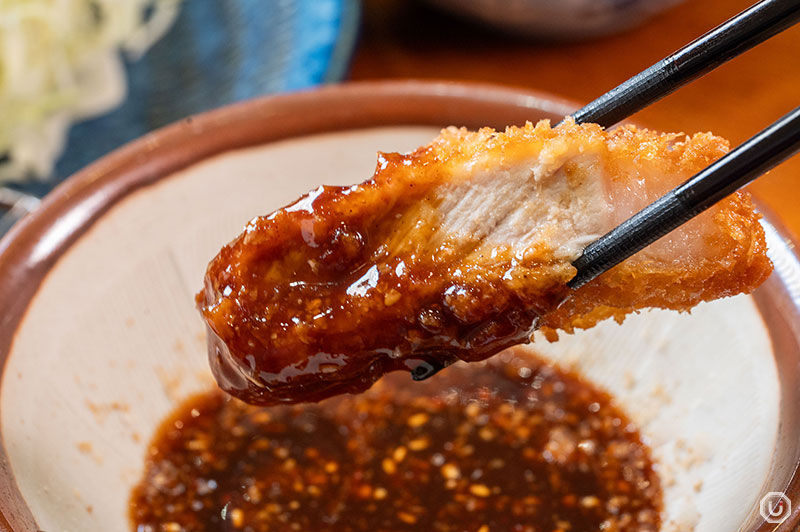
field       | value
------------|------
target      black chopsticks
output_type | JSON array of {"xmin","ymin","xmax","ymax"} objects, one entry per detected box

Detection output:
[
  {"xmin": 570, "ymin": 0, "xmax": 800, "ymax": 128},
  {"xmin": 566, "ymin": 0, "xmax": 800, "ymax": 289}
]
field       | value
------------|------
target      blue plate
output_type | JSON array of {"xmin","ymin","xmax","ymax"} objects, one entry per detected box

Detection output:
[{"xmin": 13, "ymin": 0, "xmax": 360, "ymax": 198}]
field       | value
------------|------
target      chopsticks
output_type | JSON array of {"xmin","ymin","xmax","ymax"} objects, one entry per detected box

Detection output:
[
  {"xmin": 571, "ymin": 0, "xmax": 800, "ymax": 128},
  {"xmin": 565, "ymin": 0, "xmax": 800, "ymax": 289}
]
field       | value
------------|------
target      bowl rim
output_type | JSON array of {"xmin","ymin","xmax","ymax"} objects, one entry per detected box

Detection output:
[{"xmin": 0, "ymin": 80, "xmax": 797, "ymax": 531}]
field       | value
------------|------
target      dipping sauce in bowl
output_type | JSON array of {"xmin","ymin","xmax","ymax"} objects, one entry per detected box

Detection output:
[{"xmin": 130, "ymin": 350, "xmax": 661, "ymax": 531}]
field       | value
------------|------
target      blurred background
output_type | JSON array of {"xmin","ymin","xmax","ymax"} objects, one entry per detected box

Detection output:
[{"xmin": 1, "ymin": 0, "xmax": 798, "ymax": 238}]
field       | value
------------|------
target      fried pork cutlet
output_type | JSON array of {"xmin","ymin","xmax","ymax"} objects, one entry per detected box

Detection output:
[{"xmin": 197, "ymin": 119, "xmax": 772, "ymax": 406}]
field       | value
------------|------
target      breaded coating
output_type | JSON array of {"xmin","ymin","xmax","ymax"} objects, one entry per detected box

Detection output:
[
  {"xmin": 538, "ymin": 124, "xmax": 771, "ymax": 338},
  {"xmin": 197, "ymin": 119, "xmax": 771, "ymax": 405}
]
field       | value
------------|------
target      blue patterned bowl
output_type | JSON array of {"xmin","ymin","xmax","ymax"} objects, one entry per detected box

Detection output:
[
  {"xmin": 54, "ymin": 0, "xmax": 360, "ymax": 181},
  {"xmin": 0, "ymin": 0, "xmax": 359, "ymax": 234}
]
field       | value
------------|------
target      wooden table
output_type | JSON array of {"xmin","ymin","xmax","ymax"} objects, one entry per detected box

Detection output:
[{"xmin": 351, "ymin": 0, "xmax": 800, "ymax": 240}]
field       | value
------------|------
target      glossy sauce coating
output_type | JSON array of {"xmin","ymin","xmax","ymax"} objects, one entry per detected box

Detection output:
[{"xmin": 130, "ymin": 351, "xmax": 662, "ymax": 532}]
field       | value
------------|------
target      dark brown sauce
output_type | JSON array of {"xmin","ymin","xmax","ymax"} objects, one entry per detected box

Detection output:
[{"xmin": 130, "ymin": 351, "xmax": 661, "ymax": 531}]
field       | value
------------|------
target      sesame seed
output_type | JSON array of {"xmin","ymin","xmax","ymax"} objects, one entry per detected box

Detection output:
[
  {"xmin": 407, "ymin": 412, "xmax": 430, "ymax": 428},
  {"xmin": 408, "ymin": 437, "xmax": 429, "ymax": 451},
  {"xmin": 441, "ymin": 463, "xmax": 461, "ymax": 480},
  {"xmin": 382, "ymin": 458, "xmax": 397, "ymax": 475},
  {"xmin": 393, "ymin": 446, "xmax": 408, "ymax": 462},
  {"xmin": 230, "ymin": 508, "xmax": 244, "ymax": 528},
  {"xmin": 397, "ymin": 511, "xmax": 417, "ymax": 524},
  {"xmin": 469, "ymin": 484, "xmax": 491, "ymax": 498}
]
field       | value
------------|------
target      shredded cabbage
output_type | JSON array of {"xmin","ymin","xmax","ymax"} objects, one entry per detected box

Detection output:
[{"xmin": 0, "ymin": 0, "xmax": 180, "ymax": 181}]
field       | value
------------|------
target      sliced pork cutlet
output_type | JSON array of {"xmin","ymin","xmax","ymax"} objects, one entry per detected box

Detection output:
[{"xmin": 197, "ymin": 119, "xmax": 771, "ymax": 405}]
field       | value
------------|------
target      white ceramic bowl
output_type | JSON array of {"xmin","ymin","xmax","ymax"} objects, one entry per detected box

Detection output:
[{"xmin": 0, "ymin": 81, "xmax": 798, "ymax": 532}]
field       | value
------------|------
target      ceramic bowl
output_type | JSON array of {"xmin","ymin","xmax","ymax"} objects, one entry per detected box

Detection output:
[{"xmin": 0, "ymin": 81, "xmax": 798, "ymax": 531}]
